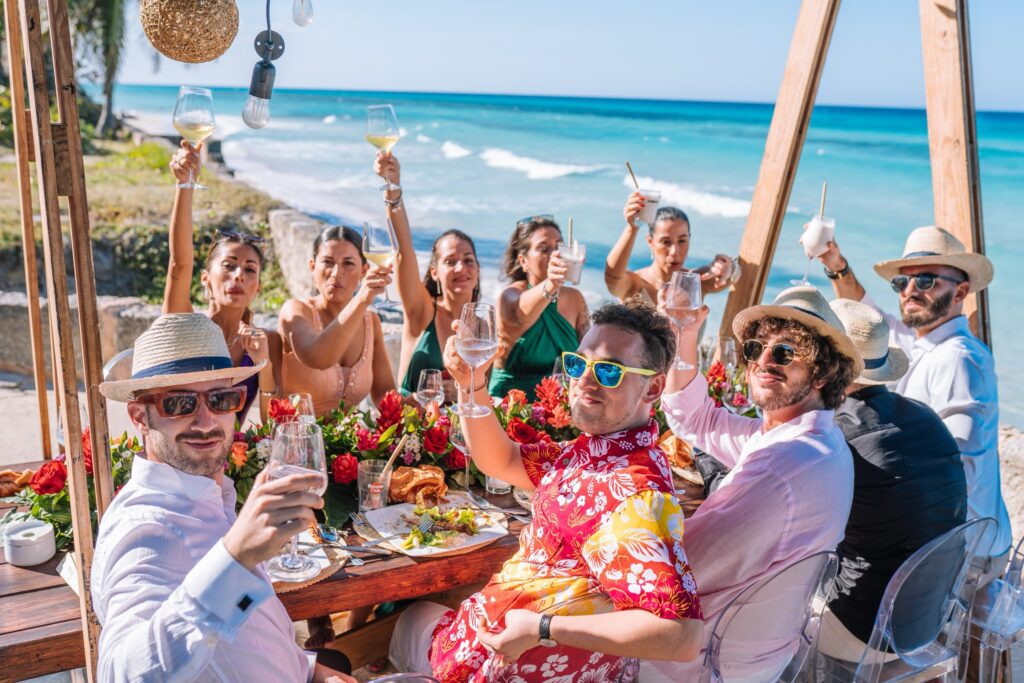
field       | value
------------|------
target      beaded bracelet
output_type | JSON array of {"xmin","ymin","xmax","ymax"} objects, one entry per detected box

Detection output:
[{"xmin": 384, "ymin": 190, "xmax": 404, "ymax": 209}]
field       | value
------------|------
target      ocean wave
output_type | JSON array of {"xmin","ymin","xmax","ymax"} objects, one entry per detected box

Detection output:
[
  {"xmin": 626, "ymin": 175, "xmax": 750, "ymax": 218},
  {"xmin": 482, "ymin": 148, "xmax": 608, "ymax": 180},
  {"xmin": 416, "ymin": 134, "xmax": 433, "ymax": 143},
  {"xmin": 441, "ymin": 141, "xmax": 472, "ymax": 159},
  {"xmin": 322, "ymin": 115, "xmax": 337, "ymax": 124}
]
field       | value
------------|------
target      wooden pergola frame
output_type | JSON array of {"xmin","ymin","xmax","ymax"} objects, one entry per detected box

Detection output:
[{"xmin": 2, "ymin": 0, "xmax": 990, "ymax": 679}]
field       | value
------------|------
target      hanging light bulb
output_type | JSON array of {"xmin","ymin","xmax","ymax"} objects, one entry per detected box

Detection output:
[
  {"xmin": 293, "ymin": 0, "xmax": 314, "ymax": 27},
  {"xmin": 243, "ymin": 61, "xmax": 275, "ymax": 129}
]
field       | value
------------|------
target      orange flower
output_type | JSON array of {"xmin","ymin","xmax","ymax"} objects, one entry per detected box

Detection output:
[
  {"xmin": 548, "ymin": 404, "xmax": 572, "ymax": 429},
  {"xmin": 503, "ymin": 389, "xmax": 528, "ymax": 409},
  {"xmin": 229, "ymin": 441, "xmax": 248, "ymax": 468}
]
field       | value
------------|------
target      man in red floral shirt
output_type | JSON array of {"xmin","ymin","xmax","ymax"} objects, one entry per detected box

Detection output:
[{"xmin": 390, "ymin": 300, "xmax": 704, "ymax": 682}]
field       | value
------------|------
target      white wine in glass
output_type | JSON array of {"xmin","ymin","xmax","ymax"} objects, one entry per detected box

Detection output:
[
  {"xmin": 171, "ymin": 86, "xmax": 216, "ymax": 190},
  {"xmin": 455, "ymin": 303, "xmax": 498, "ymax": 419},
  {"xmin": 362, "ymin": 220, "xmax": 398, "ymax": 310},
  {"xmin": 366, "ymin": 104, "xmax": 401, "ymax": 191},
  {"xmin": 663, "ymin": 270, "xmax": 702, "ymax": 370}
]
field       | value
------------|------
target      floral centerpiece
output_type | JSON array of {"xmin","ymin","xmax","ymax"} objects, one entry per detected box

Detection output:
[{"xmin": 705, "ymin": 360, "xmax": 758, "ymax": 418}]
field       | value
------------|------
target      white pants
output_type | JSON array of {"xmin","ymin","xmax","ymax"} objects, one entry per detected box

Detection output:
[{"xmin": 389, "ymin": 601, "xmax": 449, "ymax": 674}]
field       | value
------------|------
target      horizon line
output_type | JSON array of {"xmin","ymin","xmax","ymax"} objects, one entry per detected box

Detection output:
[{"xmin": 112, "ymin": 82, "xmax": 1024, "ymax": 117}]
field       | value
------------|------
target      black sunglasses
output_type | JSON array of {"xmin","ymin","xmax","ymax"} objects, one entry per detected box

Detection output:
[
  {"xmin": 217, "ymin": 229, "xmax": 266, "ymax": 245},
  {"xmin": 516, "ymin": 214, "xmax": 555, "ymax": 228},
  {"xmin": 742, "ymin": 339, "xmax": 798, "ymax": 366},
  {"xmin": 137, "ymin": 387, "xmax": 247, "ymax": 418},
  {"xmin": 890, "ymin": 272, "xmax": 963, "ymax": 293}
]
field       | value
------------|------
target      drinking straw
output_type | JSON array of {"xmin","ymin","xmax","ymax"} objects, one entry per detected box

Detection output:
[
  {"xmin": 818, "ymin": 181, "xmax": 828, "ymax": 218},
  {"xmin": 567, "ymin": 217, "xmax": 574, "ymax": 248},
  {"xmin": 625, "ymin": 162, "xmax": 640, "ymax": 190},
  {"xmin": 379, "ymin": 431, "xmax": 411, "ymax": 482}
]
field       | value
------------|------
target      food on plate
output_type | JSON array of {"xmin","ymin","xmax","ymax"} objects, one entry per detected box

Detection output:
[
  {"xmin": 0, "ymin": 469, "xmax": 34, "ymax": 498},
  {"xmin": 659, "ymin": 431, "xmax": 694, "ymax": 470},
  {"xmin": 388, "ymin": 464, "xmax": 448, "ymax": 508},
  {"xmin": 399, "ymin": 505, "xmax": 481, "ymax": 550}
]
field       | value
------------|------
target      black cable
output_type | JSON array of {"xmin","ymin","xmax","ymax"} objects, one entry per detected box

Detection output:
[{"xmin": 264, "ymin": 0, "xmax": 273, "ymax": 60}]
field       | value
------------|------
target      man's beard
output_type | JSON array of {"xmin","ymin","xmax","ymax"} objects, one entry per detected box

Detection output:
[
  {"xmin": 149, "ymin": 427, "xmax": 229, "ymax": 478},
  {"xmin": 901, "ymin": 290, "xmax": 953, "ymax": 329},
  {"xmin": 751, "ymin": 373, "xmax": 814, "ymax": 411}
]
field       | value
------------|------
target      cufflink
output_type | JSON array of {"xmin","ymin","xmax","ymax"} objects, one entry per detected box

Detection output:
[{"xmin": 237, "ymin": 595, "xmax": 253, "ymax": 612}]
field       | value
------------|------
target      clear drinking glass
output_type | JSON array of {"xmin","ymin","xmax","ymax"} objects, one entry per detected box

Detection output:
[
  {"xmin": 662, "ymin": 270, "xmax": 702, "ymax": 370},
  {"xmin": 357, "ymin": 459, "xmax": 392, "ymax": 513},
  {"xmin": 415, "ymin": 369, "xmax": 445, "ymax": 409},
  {"xmin": 486, "ymin": 475, "xmax": 511, "ymax": 495},
  {"xmin": 288, "ymin": 392, "xmax": 316, "ymax": 424},
  {"xmin": 720, "ymin": 337, "xmax": 738, "ymax": 374},
  {"xmin": 362, "ymin": 220, "xmax": 399, "ymax": 309},
  {"xmin": 455, "ymin": 303, "xmax": 498, "ymax": 418},
  {"xmin": 366, "ymin": 104, "xmax": 401, "ymax": 191},
  {"xmin": 171, "ymin": 86, "xmax": 216, "ymax": 190},
  {"xmin": 698, "ymin": 335, "xmax": 717, "ymax": 374},
  {"xmin": 561, "ymin": 240, "xmax": 586, "ymax": 286},
  {"xmin": 264, "ymin": 421, "xmax": 328, "ymax": 583},
  {"xmin": 449, "ymin": 412, "xmax": 472, "ymax": 489}
]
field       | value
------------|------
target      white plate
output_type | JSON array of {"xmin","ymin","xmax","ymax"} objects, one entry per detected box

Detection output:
[{"xmin": 362, "ymin": 490, "xmax": 508, "ymax": 558}]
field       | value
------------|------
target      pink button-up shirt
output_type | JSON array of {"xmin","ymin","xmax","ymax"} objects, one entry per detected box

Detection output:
[{"xmin": 641, "ymin": 375, "xmax": 853, "ymax": 681}]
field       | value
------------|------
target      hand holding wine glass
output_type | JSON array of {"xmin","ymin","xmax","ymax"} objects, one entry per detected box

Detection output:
[
  {"xmin": 263, "ymin": 421, "xmax": 328, "ymax": 582},
  {"xmin": 172, "ymin": 86, "xmax": 216, "ymax": 190},
  {"xmin": 169, "ymin": 141, "xmax": 202, "ymax": 187},
  {"xmin": 362, "ymin": 221, "xmax": 398, "ymax": 309},
  {"xmin": 366, "ymin": 104, "xmax": 401, "ymax": 191},
  {"xmin": 445, "ymin": 304, "xmax": 498, "ymax": 418},
  {"xmin": 415, "ymin": 369, "xmax": 445, "ymax": 409},
  {"xmin": 662, "ymin": 271, "xmax": 703, "ymax": 370}
]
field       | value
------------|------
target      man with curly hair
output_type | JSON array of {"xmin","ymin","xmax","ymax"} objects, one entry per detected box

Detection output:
[{"xmin": 642, "ymin": 285, "xmax": 861, "ymax": 681}]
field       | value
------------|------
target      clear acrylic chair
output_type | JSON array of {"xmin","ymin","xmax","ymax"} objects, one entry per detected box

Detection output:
[
  {"xmin": 699, "ymin": 551, "xmax": 839, "ymax": 683},
  {"xmin": 102, "ymin": 347, "xmax": 133, "ymax": 381},
  {"xmin": 812, "ymin": 517, "xmax": 997, "ymax": 683},
  {"xmin": 971, "ymin": 534, "xmax": 1024, "ymax": 682},
  {"xmin": 371, "ymin": 675, "xmax": 440, "ymax": 682}
]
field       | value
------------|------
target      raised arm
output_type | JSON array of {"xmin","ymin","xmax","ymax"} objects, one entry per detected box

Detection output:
[
  {"xmin": 816, "ymin": 239, "xmax": 866, "ymax": 301},
  {"xmin": 496, "ymin": 249, "xmax": 569, "ymax": 357},
  {"xmin": 604, "ymin": 191, "xmax": 646, "ymax": 299},
  {"xmin": 376, "ymin": 153, "xmax": 433, "ymax": 333},
  {"xmin": 163, "ymin": 142, "xmax": 202, "ymax": 314}
]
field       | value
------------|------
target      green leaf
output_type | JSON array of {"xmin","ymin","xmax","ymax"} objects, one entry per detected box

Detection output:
[
  {"xmin": 322, "ymin": 484, "xmax": 357, "ymax": 528},
  {"xmin": 376, "ymin": 423, "xmax": 399, "ymax": 446}
]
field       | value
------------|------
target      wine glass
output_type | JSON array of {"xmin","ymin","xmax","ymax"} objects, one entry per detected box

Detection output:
[
  {"xmin": 792, "ymin": 214, "xmax": 836, "ymax": 286},
  {"xmin": 366, "ymin": 104, "xmax": 401, "ymax": 191},
  {"xmin": 171, "ymin": 86, "xmax": 216, "ymax": 190},
  {"xmin": 662, "ymin": 270, "xmax": 702, "ymax": 370},
  {"xmin": 362, "ymin": 220, "xmax": 398, "ymax": 310},
  {"xmin": 551, "ymin": 355, "xmax": 567, "ymax": 390},
  {"xmin": 698, "ymin": 335, "xmax": 717, "ymax": 374},
  {"xmin": 289, "ymin": 392, "xmax": 316, "ymax": 424},
  {"xmin": 415, "ymin": 369, "xmax": 444, "ymax": 409},
  {"xmin": 455, "ymin": 303, "xmax": 498, "ymax": 418},
  {"xmin": 449, "ymin": 412, "xmax": 471, "ymax": 486},
  {"xmin": 720, "ymin": 337, "xmax": 738, "ymax": 375},
  {"xmin": 264, "ymin": 421, "xmax": 328, "ymax": 583}
]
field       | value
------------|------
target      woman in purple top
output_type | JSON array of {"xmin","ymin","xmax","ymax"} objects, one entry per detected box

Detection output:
[{"xmin": 163, "ymin": 142, "xmax": 281, "ymax": 426}]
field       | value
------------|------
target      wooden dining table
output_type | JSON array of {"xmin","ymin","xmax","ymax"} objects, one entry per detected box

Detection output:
[{"xmin": 0, "ymin": 476, "xmax": 706, "ymax": 682}]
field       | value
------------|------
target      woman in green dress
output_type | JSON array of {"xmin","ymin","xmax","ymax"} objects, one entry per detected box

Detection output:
[
  {"xmin": 490, "ymin": 216, "xmax": 589, "ymax": 400},
  {"xmin": 375, "ymin": 153, "xmax": 481, "ymax": 399}
]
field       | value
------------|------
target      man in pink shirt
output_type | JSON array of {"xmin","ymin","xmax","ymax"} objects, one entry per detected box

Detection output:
[{"xmin": 642, "ymin": 286, "xmax": 861, "ymax": 681}]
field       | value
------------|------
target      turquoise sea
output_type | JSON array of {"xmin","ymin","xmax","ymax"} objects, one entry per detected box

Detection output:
[{"xmin": 110, "ymin": 84, "xmax": 1024, "ymax": 427}]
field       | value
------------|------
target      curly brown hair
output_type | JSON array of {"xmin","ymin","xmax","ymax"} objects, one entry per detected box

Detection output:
[
  {"xmin": 591, "ymin": 297, "xmax": 677, "ymax": 374},
  {"xmin": 740, "ymin": 316, "xmax": 857, "ymax": 410}
]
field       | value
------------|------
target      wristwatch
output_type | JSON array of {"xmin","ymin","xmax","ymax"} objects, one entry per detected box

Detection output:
[
  {"xmin": 538, "ymin": 614, "xmax": 557, "ymax": 647},
  {"xmin": 824, "ymin": 259, "xmax": 850, "ymax": 280}
]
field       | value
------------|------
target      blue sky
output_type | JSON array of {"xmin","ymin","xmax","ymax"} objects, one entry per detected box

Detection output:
[{"xmin": 118, "ymin": 0, "xmax": 1024, "ymax": 112}]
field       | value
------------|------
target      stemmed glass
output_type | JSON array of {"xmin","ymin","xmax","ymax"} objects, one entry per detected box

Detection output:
[
  {"xmin": 415, "ymin": 369, "xmax": 444, "ymax": 409},
  {"xmin": 366, "ymin": 104, "xmax": 401, "ymax": 191},
  {"xmin": 171, "ymin": 86, "xmax": 216, "ymax": 190},
  {"xmin": 662, "ymin": 271, "xmax": 702, "ymax": 370},
  {"xmin": 449, "ymin": 412, "xmax": 472, "ymax": 488},
  {"xmin": 289, "ymin": 392, "xmax": 316, "ymax": 424},
  {"xmin": 455, "ymin": 303, "xmax": 498, "ymax": 418},
  {"xmin": 362, "ymin": 220, "xmax": 399, "ymax": 310},
  {"xmin": 264, "ymin": 421, "xmax": 328, "ymax": 583}
]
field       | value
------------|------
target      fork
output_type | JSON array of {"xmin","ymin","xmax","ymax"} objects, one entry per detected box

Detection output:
[{"xmin": 364, "ymin": 512, "xmax": 435, "ymax": 547}]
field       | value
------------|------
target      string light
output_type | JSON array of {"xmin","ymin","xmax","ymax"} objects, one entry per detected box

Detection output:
[{"xmin": 242, "ymin": 1, "xmax": 285, "ymax": 129}]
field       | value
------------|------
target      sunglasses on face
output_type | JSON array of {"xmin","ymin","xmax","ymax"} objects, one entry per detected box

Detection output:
[
  {"xmin": 516, "ymin": 214, "xmax": 555, "ymax": 228},
  {"xmin": 561, "ymin": 351, "xmax": 655, "ymax": 389},
  {"xmin": 217, "ymin": 229, "xmax": 266, "ymax": 246},
  {"xmin": 136, "ymin": 387, "xmax": 247, "ymax": 418},
  {"xmin": 742, "ymin": 339, "xmax": 798, "ymax": 366},
  {"xmin": 889, "ymin": 272, "xmax": 964, "ymax": 293}
]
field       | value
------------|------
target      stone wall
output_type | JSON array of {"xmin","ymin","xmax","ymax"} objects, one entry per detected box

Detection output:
[{"xmin": 268, "ymin": 208, "xmax": 325, "ymax": 299}]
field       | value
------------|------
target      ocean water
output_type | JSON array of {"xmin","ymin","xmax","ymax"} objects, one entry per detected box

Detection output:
[{"xmin": 110, "ymin": 85, "xmax": 1024, "ymax": 427}]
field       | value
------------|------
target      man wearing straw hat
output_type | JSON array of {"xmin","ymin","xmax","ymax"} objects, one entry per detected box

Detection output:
[
  {"xmin": 642, "ymin": 285, "xmax": 861, "ymax": 682},
  {"xmin": 818, "ymin": 298, "xmax": 967, "ymax": 663},
  {"xmin": 92, "ymin": 313, "xmax": 355, "ymax": 682},
  {"xmin": 819, "ymin": 226, "xmax": 1011, "ymax": 567}
]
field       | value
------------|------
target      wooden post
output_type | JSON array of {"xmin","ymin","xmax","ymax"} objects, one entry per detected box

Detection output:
[
  {"xmin": 12, "ymin": 0, "xmax": 107, "ymax": 677},
  {"xmin": 3, "ymin": 0, "xmax": 51, "ymax": 460},
  {"xmin": 719, "ymin": 0, "xmax": 841, "ymax": 339},
  {"xmin": 919, "ymin": 0, "xmax": 990, "ymax": 346}
]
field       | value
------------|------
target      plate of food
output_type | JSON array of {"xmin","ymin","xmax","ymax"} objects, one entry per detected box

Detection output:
[
  {"xmin": 659, "ymin": 431, "xmax": 704, "ymax": 486},
  {"xmin": 362, "ymin": 490, "xmax": 508, "ymax": 558}
]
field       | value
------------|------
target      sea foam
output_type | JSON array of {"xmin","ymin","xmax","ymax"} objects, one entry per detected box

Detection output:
[
  {"xmin": 626, "ymin": 175, "xmax": 751, "ymax": 218},
  {"xmin": 441, "ymin": 141, "xmax": 472, "ymax": 159},
  {"xmin": 481, "ymin": 148, "xmax": 607, "ymax": 180}
]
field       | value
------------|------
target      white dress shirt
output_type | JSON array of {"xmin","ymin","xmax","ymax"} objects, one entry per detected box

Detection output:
[
  {"xmin": 640, "ymin": 375, "xmax": 853, "ymax": 682},
  {"xmin": 864, "ymin": 294, "xmax": 1011, "ymax": 555},
  {"xmin": 91, "ymin": 456, "xmax": 315, "ymax": 683}
]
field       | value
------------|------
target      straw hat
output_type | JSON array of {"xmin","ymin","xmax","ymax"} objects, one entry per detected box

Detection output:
[
  {"xmin": 732, "ymin": 285, "xmax": 863, "ymax": 376},
  {"xmin": 873, "ymin": 226, "xmax": 993, "ymax": 292},
  {"xmin": 100, "ymin": 313, "xmax": 264, "ymax": 403},
  {"xmin": 828, "ymin": 299, "xmax": 909, "ymax": 385}
]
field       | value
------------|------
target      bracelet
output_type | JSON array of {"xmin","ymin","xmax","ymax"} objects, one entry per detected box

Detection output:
[
  {"xmin": 824, "ymin": 259, "xmax": 850, "ymax": 280},
  {"xmin": 541, "ymin": 281, "xmax": 558, "ymax": 303},
  {"xmin": 384, "ymin": 190, "xmax": 404, "ymax": 209},
  {"xmin": 260, "ymin": 387, "xmax": 277, "ymax": 397}
]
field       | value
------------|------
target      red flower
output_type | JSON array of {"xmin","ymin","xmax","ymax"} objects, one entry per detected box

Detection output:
[
  {"xmin": 332, "ymin": 453, "xmax": 359, "ymax": 485},
  {"xmin": 423, "ymin": 425, "xmax": 449, "ymax": 455},
  {"xmin": 29, "ymin": 460, "xmax": 67, "ymax": 495},
  {"xmin": 506, "ymin": 418, "xmax": 541, "ymax": 444},
  {"xmin": 445, "ymin": 447, "xmax": 467, "ymax": 471},
  {"xmin": 535, "ymin": 376, "xmax": 566, "ymax": 411},
  {"xmin": 81, "ymin": 427, "xmax": 93, "ymax": 476},
  {"xmin": 233, "ymin": 431, "xmax": 247, "ymax": 442},
  {"xmin": 377, "ymin": 391, "xmax": 403, "ymax": 429},
  {"xmin": 356, "ymin": 427, "xmax": 379, "ymax": 452},
  {"xmin": 268, "ymin": 398, "xmax": 297, "ymax": 423}
]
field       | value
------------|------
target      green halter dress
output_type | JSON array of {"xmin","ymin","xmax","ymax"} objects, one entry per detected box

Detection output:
[
  {"xmin": 488, "ymin": 300, "xmax": 577, "ymax": 401},
  {"xmin": 400, "ymin": 315, "xmax": 445, "ymax": 396}
]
